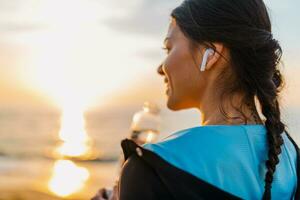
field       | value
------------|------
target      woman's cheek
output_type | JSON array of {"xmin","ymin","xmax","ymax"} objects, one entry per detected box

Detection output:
[{"xmin": 166, "ymin": 48, "xmax": 192, "ymax": 88}]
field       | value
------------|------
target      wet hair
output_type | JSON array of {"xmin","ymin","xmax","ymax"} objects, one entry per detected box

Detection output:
[{"xmin": 171, "ymin": 0, "xmax": 290, "ymax": 199}]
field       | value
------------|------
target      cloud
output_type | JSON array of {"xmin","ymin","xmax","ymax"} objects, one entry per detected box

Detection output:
[
  {"xmin": 0, "ymin": 23, "xmax": 44, "ymax": 32},
  {"xmin": 0, "ymin": 0, "xmax": 46, "ymax": 33},
  {"xmin": 103, "ymin": 0, "xmax": 182, "ymax": 38},
  {"xmin": 100, "ymin": 0, "xmax": 183, "ymax": 62},
  {"xmin": 263, "ymin": 0, "xmax": 300, "ymax": 54},
  {"xmin": 0, "ymin": 0, "xmax": 21, "ymax": 12},
  {"xmin": 134, "ymin": 48, "xmax": 165, "ymax": 62}
]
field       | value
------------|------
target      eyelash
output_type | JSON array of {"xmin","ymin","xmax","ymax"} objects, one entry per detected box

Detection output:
[{"xmin": 161, "ymin": 47, "xmax": 169, "ymax": 54}]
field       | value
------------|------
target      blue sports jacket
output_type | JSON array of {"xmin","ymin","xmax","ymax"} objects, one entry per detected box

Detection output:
[{"xmin": 119, "ymin": 124, "xmax": 299, "ymax": 200}]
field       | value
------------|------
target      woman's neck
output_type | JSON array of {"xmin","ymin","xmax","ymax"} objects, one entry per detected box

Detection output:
[{"xmin": 199, "ymin": 92, "xmax": 264, "ymax": 126}]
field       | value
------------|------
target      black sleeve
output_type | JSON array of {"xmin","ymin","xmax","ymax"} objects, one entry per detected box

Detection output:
[{"xmin": 118, "ymin": 153, "xmax": 173, "ymax": 200}]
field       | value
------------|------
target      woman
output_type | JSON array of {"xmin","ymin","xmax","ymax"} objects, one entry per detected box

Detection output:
[{"xmin": 96, "ymin": 0, "xmax": 300, "ymax": 199}]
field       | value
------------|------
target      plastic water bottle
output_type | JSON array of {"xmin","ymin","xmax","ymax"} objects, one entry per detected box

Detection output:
[
  {"xmin": 112, "ymin": 102, "xmax": 162, "ymax": 197},
  {"xmin": 130, "ymin": 101, "xmax": 161, "ymax": 145}
]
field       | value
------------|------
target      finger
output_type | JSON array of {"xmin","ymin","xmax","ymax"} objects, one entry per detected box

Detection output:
[
  {"xmin": 97, "ymin": 188, "xmax": 106, "ymax": 195},
  {"xmin": 110, "ymin": 186, "xmax": 119, "ymax": 200},
  {"xmin": 91, "ymin": 188, "xmax": 107, "ymax": 200},
  {"xmin": 91, "ymin": 196, "xmax": 104, "ymax": 200},
  {"xmin": 98, "ymin": 188, "xmax": 109, "ymax": 199}
]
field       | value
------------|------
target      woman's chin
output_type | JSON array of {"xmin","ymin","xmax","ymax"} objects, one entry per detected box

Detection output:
[
  {"xmin": 166, "ymin": 91, "xmax": 182, "ymax": 111},
  {"xmin": 166, "ymin": 90, "xmax": 193, "ymax": 111}
]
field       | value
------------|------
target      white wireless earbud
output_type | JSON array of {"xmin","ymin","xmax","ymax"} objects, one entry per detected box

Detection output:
[{"xmin": 200, "ymin": 48, "xmax": 214, "ymax": 72}]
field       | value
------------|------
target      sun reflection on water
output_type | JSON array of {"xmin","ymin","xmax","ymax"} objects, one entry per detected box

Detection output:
[
  {"xmin": 48, "ymin": 160, "xmax": 90, "ymax": 197},
  {"xmin": 53, "ymin": 106, "xmax": 96, "ymax": 159},
  {"xmin": 48, "ymin": 106, "xmax": 94, "ymax": 197},
  {"xmin": 59, "ymin": 107, "xmax": 89, "ymax": 143}
]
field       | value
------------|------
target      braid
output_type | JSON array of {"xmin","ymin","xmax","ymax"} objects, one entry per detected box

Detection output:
[{"xmin": 257, "ymin": 79, "xmax": 285, "ymax": 200}]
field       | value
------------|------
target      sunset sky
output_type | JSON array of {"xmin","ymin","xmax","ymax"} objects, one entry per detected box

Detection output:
[
  {"xmin": 0, "ymin": 2, "xmax": 299, "ymax": 198},
  {"xmin": 0, "ymin": 0, "xmax": 299, "ymax": 111}
]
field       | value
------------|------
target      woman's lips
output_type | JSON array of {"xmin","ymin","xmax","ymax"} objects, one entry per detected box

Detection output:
[
  {"xmin": 165, "ymin": 87, "xmax": 170, "ymax": 95},
  {"xmin": 164, "ymin": 78, "xmax": 169, "ymax": 88},
  {"xmin": 164, "ymin": 77, "xmax": 170, "ymax": 95},
  {"xmin": 164, "ymin": 77, "xmax": 168, "ymax": 84}
]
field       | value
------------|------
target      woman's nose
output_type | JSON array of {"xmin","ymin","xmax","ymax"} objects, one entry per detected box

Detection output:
[{"xmin": 157, "ymin": 63, "xmax": 165, "ymax": 76}]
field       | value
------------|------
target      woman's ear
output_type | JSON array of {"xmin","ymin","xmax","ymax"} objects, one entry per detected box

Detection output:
[{"xmin": 204, "ymin": 43, "xmax": 224, "ymax": 71}]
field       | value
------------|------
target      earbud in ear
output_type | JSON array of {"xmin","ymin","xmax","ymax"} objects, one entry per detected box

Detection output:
[{"xmin": 200, "ymin": 48, "xmax": 214, "ymax": 72}]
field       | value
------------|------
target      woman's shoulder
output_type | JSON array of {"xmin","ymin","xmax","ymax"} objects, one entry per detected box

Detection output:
[
  {"xmin": 142, "ymin": 125, "xmax": 257, "ymax": 154},
  {"xmin": 141, "ymin": 125, "xmax": 268, "ymax": 178}
]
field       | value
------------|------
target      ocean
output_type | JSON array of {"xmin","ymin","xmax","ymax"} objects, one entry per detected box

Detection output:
[{"xmin": 0, "ymin": 105, "xmax": 299, "ymax": 199}]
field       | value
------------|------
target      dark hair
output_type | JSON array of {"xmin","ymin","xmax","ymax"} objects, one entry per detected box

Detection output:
[{"xmin": 171, "ymin": 0, "xmax": 289, "ymax": 199}]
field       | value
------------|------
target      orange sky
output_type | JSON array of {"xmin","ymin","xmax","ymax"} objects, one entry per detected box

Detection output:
[{"xmin": 0, "ymin": 0, "xmax": 299, "ymax": 112}]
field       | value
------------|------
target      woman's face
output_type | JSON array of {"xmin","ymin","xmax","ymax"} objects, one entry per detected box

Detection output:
[{"xmin": 158, "ymin": 19, "xmax": 210, "ymax": 111}]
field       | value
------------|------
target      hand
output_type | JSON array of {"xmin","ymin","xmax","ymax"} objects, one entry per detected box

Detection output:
[{"xmin": 91, "ymin": 184, "xmax": 119, "ymax": 200}]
